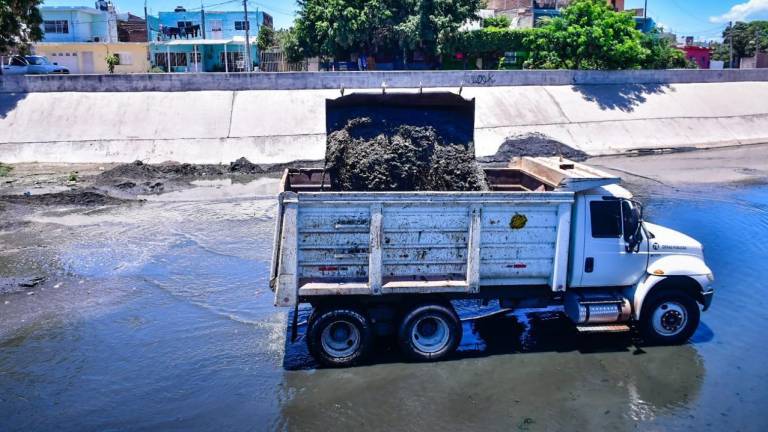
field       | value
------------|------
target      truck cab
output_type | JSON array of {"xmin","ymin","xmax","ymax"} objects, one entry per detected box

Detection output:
[{"xmin": 565, "ymin": 182, "xmax": 714, "ymax": 341}]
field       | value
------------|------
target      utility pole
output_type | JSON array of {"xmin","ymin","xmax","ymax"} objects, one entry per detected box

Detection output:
[
  {"xmin": 644, "ymin": 0, "xmax": 647, "ymax": 19},
  {"xmin": 729, "ymin": 21, "xmax": 735, "ymax": 69},
  {"xmin": 201, "ymin": 0, "xmax": 206, "ymax": 39},
  {"xmin": 144, "ymin": 0, "xmax": 150, "ymax": 65},
  {"xmin": 242, "ymin": 0, "xmax": 252, "ymax": 72}
]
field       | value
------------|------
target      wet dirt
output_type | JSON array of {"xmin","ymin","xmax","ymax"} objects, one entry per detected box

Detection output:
[
  {"xmin": 0, "ymin": 189, "xmax": 134, "ymax": 206},
  {"xmin": 0, "ymin": 157, "xmax": 767, "ymax": 431},
  {"xmin": 326, "ymin": 118, "xmax": 486, "ymax": 191},
  {"xmin": 478, "ymin": 132, "xmax": 589, "ymax": 165}
]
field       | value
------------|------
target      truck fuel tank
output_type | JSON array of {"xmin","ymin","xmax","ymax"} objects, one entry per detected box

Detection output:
[{"xmin": 565, "ymin": 291, "xmax": 632, "ymax": 324}]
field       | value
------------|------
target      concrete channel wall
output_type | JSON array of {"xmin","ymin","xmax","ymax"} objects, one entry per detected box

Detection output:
[{"xmin": 1, "ymin": 70, "xmax": 768, "ymax": 164}]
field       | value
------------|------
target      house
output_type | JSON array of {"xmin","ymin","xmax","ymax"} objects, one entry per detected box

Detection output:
[
  {"xmin": 38, "ymin": 3, "xmax": 117, "ymax": 43},
  {"xmin": 678, "ymin": 39, "xmax": 712, "ymax": 69},
  {"xmin": 485, "ymin": 0, "xmax": 656, "ymax": 32},
  {"xmin": 117, "ymin": 13, "xmax": 148, "ymax": 42},
  {"xmin": 33, "ymin": 2, "xmax": 150, "ymax": 73},
  {"xmin": 148, "ymin": 7, "xmax": 273, "ymax": 72}
]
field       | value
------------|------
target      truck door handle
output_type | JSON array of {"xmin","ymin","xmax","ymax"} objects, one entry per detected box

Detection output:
[{"xmin": 585, "ymin": 257, "xmax": 594, "ymax": 273}]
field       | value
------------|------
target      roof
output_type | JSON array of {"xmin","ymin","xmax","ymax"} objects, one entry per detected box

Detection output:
[
  {"xmin": 155, "ymin": 36, "xmax": 257, "ymax": 46},
  {"xmin": 41, "ymin": 6, "xmax": 105, "ymax": 15}
]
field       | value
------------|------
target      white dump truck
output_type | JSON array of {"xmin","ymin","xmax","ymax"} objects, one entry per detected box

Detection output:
[
  {"xmin": 270, "ymin": 156, "xmax": 714, "ymax": 366},
  {"xmin": 270, "ymin": 92, "xmax": 714, "ymax": 367}
]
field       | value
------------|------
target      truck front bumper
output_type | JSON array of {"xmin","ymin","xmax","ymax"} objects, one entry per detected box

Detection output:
[{"xmin": 702, "ymin": 288, "xmax": 714, "ymax": 311}]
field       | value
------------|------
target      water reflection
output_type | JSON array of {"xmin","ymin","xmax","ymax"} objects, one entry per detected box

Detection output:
[{"xmin": 279, "ymin": 310, "xmax": 705, "ymax": 430}]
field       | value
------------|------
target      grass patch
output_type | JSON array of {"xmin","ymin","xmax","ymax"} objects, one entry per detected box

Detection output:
[{"xmin": 0, "ymin": 163, "xmax": 13, "ymax": 177}]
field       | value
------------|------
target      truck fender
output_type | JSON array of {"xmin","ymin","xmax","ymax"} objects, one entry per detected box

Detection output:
[
  {"xmin": 624, "ymin": 273, "xmax": 712, "ymax": 320},
  {"xmin": 646, "ymin": 254, "xmax": 712, "ymax": 277}
]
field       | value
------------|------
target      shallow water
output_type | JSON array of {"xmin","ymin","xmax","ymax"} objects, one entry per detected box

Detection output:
[{"xmin": 1, "ymin": 181, "xmax": 767, "ymax": 431}]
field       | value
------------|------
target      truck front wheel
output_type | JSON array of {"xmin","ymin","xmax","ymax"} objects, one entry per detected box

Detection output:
[
  {"xmin": 398, "ymin": 302, "xmax": 462, "ymax": 361},
  {"xmin": 307, "ymin": 307, "xmax": 373, "ymax": 367},
  {"xmin": 639, "ymin": 291, "xmax": 700, "ymax": 345}
]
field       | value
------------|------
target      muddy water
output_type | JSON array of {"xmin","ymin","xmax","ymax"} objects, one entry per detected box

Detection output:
[{"xmin": 1, "ymin": 181, "xmax": 767, "ymax": 431}]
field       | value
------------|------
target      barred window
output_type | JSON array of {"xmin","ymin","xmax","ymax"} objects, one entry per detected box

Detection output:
[{"xmin": 44, "ymin": 20, "xmax": 69, "ymax": 34}]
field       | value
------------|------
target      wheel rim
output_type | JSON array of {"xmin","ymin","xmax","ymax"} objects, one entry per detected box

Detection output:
[
  {"xmin": 411, "ymin": 315, "xmax": 451, "ymax": 354},
  {"xmin": 651, "ymin": 301, "xmax": 688, "ymax": 336},
  {"xmin": 320, "ymin": 320, "xmax": 361, "ymax": 358}
]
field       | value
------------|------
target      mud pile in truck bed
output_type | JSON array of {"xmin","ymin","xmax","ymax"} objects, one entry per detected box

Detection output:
[
  {"xmin": 325, "ymin": 117, "xmax": 487, "ymax": 192},
  {"xmin": 323, "ymin": 91, "xmax": 487, "ymax": 192}
]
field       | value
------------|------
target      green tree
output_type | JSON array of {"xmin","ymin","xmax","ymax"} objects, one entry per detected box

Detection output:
[
  {"xmin": 293, "ymin": 0, "xmax": 483, "ymax": 62},
  {"xmin": 294, "ymin": 0, "xmax": 393, "ymax": 59},
  {"xmin": 524, "ymin": 0, "xmax": 648, "ymax": 70},
  {"xmin": 482, "ymin": 15, "xmax": 511, "ymax": 29},
  {"xmin": 277, "ymin": 28, "xmax": 305, "ymax": 63},
  {"xmin": 0, "ymin": 0, "xmax": 44, "ymax": 68},
  {"xmin": 257, "ymin": 25, "xmax": 276, "ymax": 52},
  {"xmin": 105, "ymin": 53, "xmax": 119, "ymax": 73},
  {"xmin": 392, "ymin": 0, "xmax": 484, "ymax": 60},
  {"xmin": 640, "ymin": 30, "xmax": 690, "ymax": 69},
  {"xmin": 713, "ymin": 21, "xmax": 768, "ymax": 66}
]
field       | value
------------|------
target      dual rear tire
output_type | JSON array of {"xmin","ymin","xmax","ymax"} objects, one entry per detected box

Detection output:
[{"xmin": 306, "ymin": 302, "xmax": 462, "ymax": 367}]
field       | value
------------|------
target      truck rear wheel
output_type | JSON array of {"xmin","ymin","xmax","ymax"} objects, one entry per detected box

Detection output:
[
  {"xmin": 398, "ymin": 302, "xmax": 462, "ymax": 361},
  {"xmin": 639, "ymin": 291, "xmax": 700, "ymax": 345},
  {"xmin": 307, "ymin": 307, "xmax": 373, "ymax": 367}
]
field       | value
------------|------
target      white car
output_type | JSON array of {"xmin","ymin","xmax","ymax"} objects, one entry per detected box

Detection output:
[{"xmin": 1, "ymin": 55, "xmax": 70, "ymax": 75}]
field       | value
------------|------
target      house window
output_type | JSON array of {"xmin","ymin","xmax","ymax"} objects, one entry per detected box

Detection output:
[
  {"xmin": 220, "ymin": 51, "xmax": 244, "ymax": 71},
  {"xmin": 234, "ymin": 21, "xmax": 250, "ymax": 31},
  {"xmin": 154, "ymin": 52, "xmax": 188, "ymax": 68},
  {"xmin": 115, "ymin": 52, "xmax": 133, "ymax": 65},
  {"xmin": 44, "ymin": 20, "xmax": 69, "ymax": 34}
]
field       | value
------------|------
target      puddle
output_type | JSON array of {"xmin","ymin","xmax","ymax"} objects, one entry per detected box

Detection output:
[{"xmin": 139, "ymin": 177, "xmax": 281, "ymax": 202}]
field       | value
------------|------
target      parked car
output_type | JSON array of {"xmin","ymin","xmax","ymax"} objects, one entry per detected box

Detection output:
[
  {"xmin": 1, "ymin": 55, "xmax": 29, "ymax": 75},
  {"xmin": 1, "ymin": 55, "xmax": 69, "ymax": 75},
  {"xmin": 25, "ymin": 56, "xmax": 70, "ymax": 74}
]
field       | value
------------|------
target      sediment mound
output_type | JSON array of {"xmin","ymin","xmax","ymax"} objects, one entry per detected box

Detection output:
[
  {"xmin": 0, "ymin": 189, "xmax": 133, "ymax": 206},
  {"xmin": 478, "ymin": 133, "xmax": 588, "ymax": 164},
  {"xmin": 229, "ymin": 157, "xmax": 261, "ymax": 174},
  {"xmin": 100, "ymin": 160, "xmax": 161, "ymax": 180},
  {"xmin": 326, "ymin": 117, "xmax": 486, "ymax": 191}
]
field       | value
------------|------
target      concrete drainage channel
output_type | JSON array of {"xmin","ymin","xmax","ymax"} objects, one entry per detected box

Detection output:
[{"xmin": 2, "ymin": 70, "xmax": 768, "ymax": 164}]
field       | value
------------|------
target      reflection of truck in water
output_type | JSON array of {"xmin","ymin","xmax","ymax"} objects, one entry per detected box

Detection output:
[{"xmin": 270, "ymin": 92, "xmax": 715, "ymax": 367}]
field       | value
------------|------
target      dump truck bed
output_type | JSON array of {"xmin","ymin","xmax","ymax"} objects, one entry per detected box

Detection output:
[{"xmin": 270, "ymin": 158, "xmax": 619, "ymax": 307}]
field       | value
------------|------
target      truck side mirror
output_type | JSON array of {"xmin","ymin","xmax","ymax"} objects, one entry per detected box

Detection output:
[{"xmin": 622, "ymin": 200, "xmax": 643, "ymax": 253}]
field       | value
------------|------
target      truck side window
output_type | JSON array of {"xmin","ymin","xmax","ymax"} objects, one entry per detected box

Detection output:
[{"xmin": 590, "ymin": 201, "xmax": 621, "ymax": 238}]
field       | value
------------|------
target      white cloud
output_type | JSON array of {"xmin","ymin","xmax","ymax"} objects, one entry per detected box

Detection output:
[{"xmin": 710, "ymin": 0, "xmax": 768, "ymax": 22}]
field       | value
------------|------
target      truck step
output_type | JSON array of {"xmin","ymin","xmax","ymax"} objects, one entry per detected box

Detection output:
[{"xmin": 576, "ymin": 324, "xmax": 631, "ymax": 333}]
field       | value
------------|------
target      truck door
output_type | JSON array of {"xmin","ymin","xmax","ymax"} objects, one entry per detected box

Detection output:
[{"xmin": 578, "ymin": 198, "xmax": 648, "ymax": 287}]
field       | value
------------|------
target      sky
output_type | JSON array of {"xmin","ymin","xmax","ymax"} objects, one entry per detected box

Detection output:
[{"xmin": 41, "ymin": 0, "xmax": 768, "ymax": 40}]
